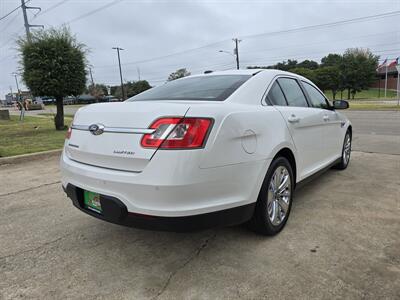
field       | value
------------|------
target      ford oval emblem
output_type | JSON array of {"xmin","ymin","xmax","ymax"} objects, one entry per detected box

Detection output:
[{"xmin": 89, "ymin": 124, "xmax": 105, "ymax": 135}]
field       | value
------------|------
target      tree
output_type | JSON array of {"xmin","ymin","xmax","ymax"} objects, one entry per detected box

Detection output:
[
  {"xmin": 167, "ymin": 68, "xmax": 191, "ymax": 81},
  {"xmin": 18, "ymin": 27, "xmax": 86, "ymax": 130},
  {"xmin": 341, "ymin": 48, "xmax": 378, "ymax": 99},
  {"xmin": 289, "ymin": 67, "xmax": 317, "ymax": 83},
  {"xmin": 127, "ymin": 80, "xmax": 151, "ymax": 97},
  {"xmin": 315, "ymin": 66, "xmax": 341, "ymax": 99},
  {"xmin": 321, "ymin": 53, "xmax": 342, "ymax": 67},
  {"xmin": 297, "ymin": 60, "xmax": 319, "ymax": 70},
  {"xmin": 111, "ymin": 80, "xmax": 151, "ymax": 99},
  {"xmin": 88, "ymin": 84, "xmax": 107, "ymax": 102}
]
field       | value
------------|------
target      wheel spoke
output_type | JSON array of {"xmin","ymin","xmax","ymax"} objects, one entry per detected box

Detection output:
[
  {"xmin": 278, "ymin": 174, "xmax": 289, "ymax": 193},
  {"xmin": 273, "ymin": 201, "xmax": 279, "ymax": 223},
  {"xmin": 278, "ymin": 197, "xmax": 289, "ymax": 214},
  {"xmin": 270, "ymin": 173, "xmax": 277, "ymax": 193}
]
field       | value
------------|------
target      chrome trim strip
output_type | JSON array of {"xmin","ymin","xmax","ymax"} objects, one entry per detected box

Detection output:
[
  {"xmin": 68, "ymin": 157, "xmax": 142, "ymax": 173},
  {"xmin": 105, "ymin": 127, "xmax": 155, "ymax": 134},
  {"xmin": 71, "ymin": 124, "xmax": 155, "ymax": 134},
  {"xmin": 71, "ymin": 124, "xmax": 88, "ymax": 131}
]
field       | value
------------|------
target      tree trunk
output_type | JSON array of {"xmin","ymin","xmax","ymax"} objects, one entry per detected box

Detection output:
[
  {"xmin": 332, "ymin": 90, "xmax": 336, "ymax": 100},
  {"xmin": 55, "ymin": 96, "xmax": 65, "ymax": 130},
  {"xmin": 347, "ymin": 88, "xmax": 351, "ymax": 100}
]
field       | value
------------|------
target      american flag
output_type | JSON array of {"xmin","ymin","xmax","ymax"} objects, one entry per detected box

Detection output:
[
  {"xmin": 388, "ymin": 57, "xmax": 399, "ymax": 67},
  {"xmin": 377, "ymin": 58, "xmax": 387, "ymax": 69}
]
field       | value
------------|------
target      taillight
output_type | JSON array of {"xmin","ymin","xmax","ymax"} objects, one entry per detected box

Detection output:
[
  {"xmin": 66, "ymin": 127, "xmax": 72, "ymax": 139},
  {"xmin": 141, "ymin": 117, "xmax": 213, "ymax": 149}
]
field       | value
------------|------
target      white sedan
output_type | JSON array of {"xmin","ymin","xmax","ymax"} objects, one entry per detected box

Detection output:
[{"xmin": 61, "ymin": 69, "xmax": 352, "ymax": 235}]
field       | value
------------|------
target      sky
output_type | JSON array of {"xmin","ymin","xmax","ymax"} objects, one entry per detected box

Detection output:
[{"xmin": 0, "ymin": 0, "xmax": 399, "ymax": 98}]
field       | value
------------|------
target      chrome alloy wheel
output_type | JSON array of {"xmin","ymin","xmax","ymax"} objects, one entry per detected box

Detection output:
[
  {"xmin": 267, "ymin": 166, "xmax": 291, "ymax": 226},
  {"xmin": 343, "ymin": 133, "xmax": 351, "ymax": 165}
]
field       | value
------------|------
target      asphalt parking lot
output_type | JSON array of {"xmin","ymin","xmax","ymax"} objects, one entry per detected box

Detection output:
[{"xmin": 1, "ymin": 110, "xmax": 399, "ymax": 299}]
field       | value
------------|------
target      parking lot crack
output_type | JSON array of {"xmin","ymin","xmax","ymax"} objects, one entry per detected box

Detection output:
[
  {"xmin": 153, "ymin": 232, "xmax": 217, "ymax": 299},
  {"xmin": 0, "ymin": 232, "xmax": 73, "ymax": 262},
  {"xmin": 0, "ymin": 181, "xmax": 61, "ymax": 197}
]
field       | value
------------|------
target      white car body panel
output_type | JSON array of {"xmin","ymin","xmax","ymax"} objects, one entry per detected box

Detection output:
[{"xmin": 60, "ymin": 69, "xmax": 351, "ymax": 220}]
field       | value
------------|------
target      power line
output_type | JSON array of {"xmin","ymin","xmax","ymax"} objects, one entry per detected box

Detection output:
[
  {"xmin": 65, "ymin": 0, "xmax": 123, "ymax": 25},
  {"xmin": 34, "ymin": 0, "xmax": 70, "ymax": 18},
  {"xmin": 240, "ymin": 30, "xmax": 399, "ymax": 55},
  {"xmin": 92, "ymin": 34, "xmax": 399, "ymax": 71},
  {"xmin": 242, "ymin": 10, "xmax": 400, "ymax": 40},
  {"xmin": 94, "ymin": 10, "xmax": 400, "ymax": 68},
  {"xmin": 0, "ymin": 0, "xmax": 30, "ymax": 21},
  {"xmin": 0, "ymin": 10, "xmax": 21, "ymax": 31}
]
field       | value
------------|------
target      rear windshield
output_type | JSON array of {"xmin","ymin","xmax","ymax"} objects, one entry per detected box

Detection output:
[{"xmin": 127, "ymin": 75, "xmax": 251, "ymax": 102}]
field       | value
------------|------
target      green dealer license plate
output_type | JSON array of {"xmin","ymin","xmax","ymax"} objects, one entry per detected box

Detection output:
[{"xmin": 83, "ymin": 190, "xmax": 102, "ymax": 213}]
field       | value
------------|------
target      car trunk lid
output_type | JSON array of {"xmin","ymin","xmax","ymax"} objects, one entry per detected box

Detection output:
[{"xmin": 65, "ymin": 102, "xmax": 189, "ymax": 172}]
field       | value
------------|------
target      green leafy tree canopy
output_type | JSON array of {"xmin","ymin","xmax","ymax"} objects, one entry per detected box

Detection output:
[
  {"xmin": 111, "ymin": 80, "xmax": 152, "ymax": 99},
  {"xmin": 18, "ymin": 27, "xmax": 87, "ymax": 129},
  {"xmin": 341, "ymin": 48, "xmax": 379, "ymax": 99},
  {"xmin": 167, "ymin": 68, "xmax": 191, "ymax": 81}
]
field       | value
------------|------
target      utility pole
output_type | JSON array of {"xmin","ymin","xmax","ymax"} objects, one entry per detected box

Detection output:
[
  {"xmin": 12, "ymin": 73, "xmax": 20, "ymax": 100},
  {"xmin": 21, "ymin": 0, "xmax": 43, "ymax": 42},
  {"xmin": 233, "ymin": 38, "xmax": 241, "ymax": 70},
  {"xmin": 89, "ymin": 68, "xmax": 95, "ymax": 86},
  {"xmin": 12, "ymin": 73, "xmax": 20, "ymax": 92},
  {"xmin": 9, "ymin": 86, "xmax": 14, "ymax": 103},
  {"xmin": 112, "ymin": 47, "xmax": 125, "ymax": 100},
  {"xmin": 137, "ymin": 67, "xmax": 141, "ymax": 81}
]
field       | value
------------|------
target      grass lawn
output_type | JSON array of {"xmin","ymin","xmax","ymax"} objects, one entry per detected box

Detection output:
[
  {"xmin": 44, "ymin": 104, "xmax": 86, "ymax": 108},
  {"xmin": 0, "ymin": 115, "xmax": 72, "ymax": 158},
  {"xmin": 38, "ymin": 112, "xmax": 75, "ymax": 118},
  {"xmin": 325, "ymin": 88, "xmax": 397, "ymax": 100}
]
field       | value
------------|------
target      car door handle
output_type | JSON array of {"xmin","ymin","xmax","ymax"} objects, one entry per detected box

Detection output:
[
  {"xmin": 288, "ymin": 115, "xmax": 300, "ymax": 123},
  {"xmin": 323, "ymin": 115, "xmax": 330, "ymax": 121}
]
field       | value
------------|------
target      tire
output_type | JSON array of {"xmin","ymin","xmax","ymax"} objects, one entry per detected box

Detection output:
[
  {"xmin": 334, "ymin": 130, "xmax": 352, "ymax": 170},
  {"xmin": 248, "ymin": 157, "xmax": 294, "ymax": 236}
]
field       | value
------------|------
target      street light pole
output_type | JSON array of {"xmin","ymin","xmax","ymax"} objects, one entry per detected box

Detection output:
[{"xmin": 112, "ymin": 47, "xmax": 125, "ymax": 100}]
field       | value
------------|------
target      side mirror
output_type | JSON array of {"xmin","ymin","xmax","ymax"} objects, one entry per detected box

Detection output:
[{"xmin": 333, "ymin": 100, "xmax": 349, "ymax": 110}]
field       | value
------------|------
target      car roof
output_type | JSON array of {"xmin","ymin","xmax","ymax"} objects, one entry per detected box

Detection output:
[{"xmin": 190, "ymin": 69, "xmax": 310, "ymax": 82}]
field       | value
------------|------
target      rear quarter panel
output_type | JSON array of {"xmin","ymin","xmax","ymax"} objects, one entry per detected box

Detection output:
[{"xmin": 185, "ymin": 104, "xmax": 296, "ymax": 169}]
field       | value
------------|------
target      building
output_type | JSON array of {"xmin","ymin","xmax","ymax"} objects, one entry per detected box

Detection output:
[
  {"xmin": 3, "ymin": 91, "xmax": 33, "ymax": 104},
  {"xmin": 371, "ymin": 65, "xmax": 399, "ymax": 90}
]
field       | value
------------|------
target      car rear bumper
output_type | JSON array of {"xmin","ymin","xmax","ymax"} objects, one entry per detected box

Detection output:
[
  {"xmin": 64, "ymin": 183, "xmax": 255, "ymax": 232},
  {"xmin": 60, "ymin": 150, "xmax": 269, "ymax": 217}
]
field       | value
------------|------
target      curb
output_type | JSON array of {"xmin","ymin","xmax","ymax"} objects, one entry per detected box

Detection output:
[{"xmin": 0, "ymin": 149, "xmax": 62, "ymax": 166}]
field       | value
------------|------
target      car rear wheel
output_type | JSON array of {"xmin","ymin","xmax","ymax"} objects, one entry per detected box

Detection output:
[
  {"xmin": 334, "ymin": 130, "xmax": 352, "ymax": 170},
  {"xmin": 248, "ymin": 157, "xmax": 294, "ymax": 236}
]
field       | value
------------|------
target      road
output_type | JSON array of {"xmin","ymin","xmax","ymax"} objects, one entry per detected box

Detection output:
[
  {"xmin": 343, "ymin": 111, "xmax": 400, "ymax": 155},
  {"xmin": 1, "ymin": 111, "xmax": 399, "ymax": 299}
]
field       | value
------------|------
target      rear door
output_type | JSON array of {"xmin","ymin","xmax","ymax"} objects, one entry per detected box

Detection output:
[
  {"xmin": 270, "ymin": 77, "xmax": 326, "ymax": 180},
  {"xmin": 301, "ymin": 81, "xmax": 343, "ymax": 162},
  {"xmin": 66, "ymin": 101, "xmax": 189, "ymax": 172}
]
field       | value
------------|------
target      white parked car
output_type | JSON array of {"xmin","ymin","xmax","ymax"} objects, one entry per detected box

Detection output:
[{"xmin": 61, "ymin": 69, "xmax": 351, "ymax": 235}]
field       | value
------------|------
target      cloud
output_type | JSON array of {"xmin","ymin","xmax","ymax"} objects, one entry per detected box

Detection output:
[{"xmin": 0, "ymin": 0, "xmax": 398, "ymax": 97}]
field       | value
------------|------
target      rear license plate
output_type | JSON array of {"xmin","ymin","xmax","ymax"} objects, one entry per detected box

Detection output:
[{"xmin": 83, "ymin": 190, "xmax": 102, "ymax": 213}]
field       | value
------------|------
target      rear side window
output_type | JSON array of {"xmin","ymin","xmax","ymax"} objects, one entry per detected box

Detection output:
[
  {"xmin": 302, "ymin": 81, "xmax": 329, "ymax": 109},
  {"xmin": 277, "ymin": 78, "xmax": 308, "ymax": 107},
  {"xmin": 128, "ymin": 75, "xmax": 251, "ymax": 102},
  {"xmin": 267, "ymin": 82, "xmax": 287, "ymax": 106}
]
